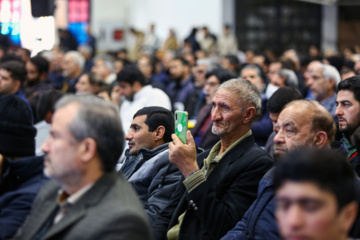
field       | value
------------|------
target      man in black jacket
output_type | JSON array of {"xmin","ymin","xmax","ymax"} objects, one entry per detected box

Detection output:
[
  {"xmin": 120, "ymin": 106, "xmax": 183, "ymax": 225},
  {"xmin": 153, "ymin": 79, "xmax": 273, "ymax": 240}
]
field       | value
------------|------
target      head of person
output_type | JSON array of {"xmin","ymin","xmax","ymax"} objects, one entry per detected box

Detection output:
[
  {"xmin": 267, "ymin": 87, "xmax": 303, "ymax": 130},
  {"xmin": 274, "ymin": 148, "xmax": 358, "ymax": 240},
  {"xmin": 193, "ymin": 58, "xmax": 219, "ymax": 88},
  {"xmin": 212, "ymin": 78, "xmax": 261, "ymax": 141},
  {"xmin": 335, "ymin": 76, "xmax": 360, "ymax": 138},
  {"xmin": 340, "ymin": 68, "xmax": 356, "ymax": 81},
  {"xmin": 0, "ymin": 95, "xmax": 37, "ymax": 158},
  {"xmin": 223, "ymin": 24, "xmax": 230, "ymax": 35},
  {"xmin": 91, "ymin": 54, "xmax": 114, "ymax": 81},
  {"xmin": 221, "ymin": 55, "xmax": 240, "ymax": 73},
  {"xmin": 116, "ymin": 66, "xmax": 145, "ymax": 101},
  {"xmin": 273, "ymin": 100, "xmax": 336, "ymax": 159},
  {"xmin": 63, "ymin": 51, "xmax": 85, "ymax": 79},
  {"xmin": 304, "ymin": 60, "xmax": 322, "ymax": 87},
  {"xmin": 42, "ymin": 95, "xmax": 124, "ymax": 187},
  {"xmin": 0, "ymin": 60, "xmax": 26, "ymax": 95},
  {"xmin": 204, "ymin": 68, "xmax": 237, "ymax": 104},
  {"xmin": 137, "ymin": 55, "xmax": 154, "ymax": 79},
  {"xmin": 26, "ymin": 56, "xmax": 50, "ymax": 84},
  {"xmin": 77, "ymin": 44, "xmax": 93, "ymax": 61},
  {"xmin": 37, "ymin": 90, "xmax": 64, "ymax": 124},
  {"xmin": 75, "ymin": 72, "xmax": 103, "ymax": 95},
  {"xmin": 240, "ymin": 64, "xmax": 265, "ymax": 93},
  {"xmin": 271, "ymin": 68, "xmax": 298, "ymax": 89},
  {"xmin": 169, "ymin": 57, "xmax": 190, "ymax": 82},
  {"xmin": 125, "ymin": 106, "xmax": 174, "ymax": 155},
  {"xmin": 267, "ymin": 60, "xmax": 282, "ymax": 82},
  {"xmin": 15, "ymin": 47, "xmax": 31, "ymax": 63},
  {"xmin": 307, "ymin": 64, "xmax": 340, "ymax": 102}
]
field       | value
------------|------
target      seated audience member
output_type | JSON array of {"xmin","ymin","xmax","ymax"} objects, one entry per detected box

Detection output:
[
  {"xmin": 307, "ymin": 63, "xmax": 340, "ymax": 117},
  {"xmin": 221, "ymin": 100, "xmax": 336, "ymax": 240},
  {"xmin": 264, "ymin": 87, "xmax": 303, "ymax": 157},
  {"xmin": 120, "ymin": 106, "xmax": 182, "ymax": 225},
  {"xmin": 221, "ymin": 54, "xmax": 240, "ymax": 75},
  {"xmin": 241, "ymin": 64, "xmax": 272, "ymax": 146},
  {"xmin": 191, "ymin": 68, "xmax": 237, "ymax": 150},
  {"xmin": 274, "ymin": 149, "xmax": 358, "ymax": 240},
  {"xmin": 0, "ymin": 95, "xmax": 48, "ymax": 239},
  {"xmin": 91, "ymin": 54, "xmax": 117, "ymax": 85},
  {"xmin": 13, "ymin": 95, "xmax": 152, "ymax": 240},
  {"xmin": 117, "ymin": 66, "xmax": 171, "ymax": 135},
  {"xmin": 61, "ymin": 51, "xmax": 85, "ymax": 93},
  {"xmin": 75, "ymin": 72, "xmax": 104, "ymax": 95},
  {"xmin": 137, "ymin": 55, "xmax": 165, "ymax": 90},
  {"xmin": 153, "ymin": 79, "xmax": 273, "ymax": 240}
]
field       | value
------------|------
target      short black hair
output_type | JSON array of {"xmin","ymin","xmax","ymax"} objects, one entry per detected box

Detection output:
[
  {"xmin": 206, "ymin": 67, "xmax": 237, "ymax": 84},
  {"xmin": 29, "ymin": 56, "xmax": 49, "ymax": 75},
  {"xmin": 172, "ymin": 57, "xmax": 189, "ymax": 67},
  {"xmin": 338, "ymin": 76, "xmax": 360, "ymax": 103},
  {"xmin": 267, "ymin": 87, "xmax": 303, "ymax": 113},
  {"xmin": 133, "ymin": 106, "xmax": 174, "ymax": 143},
  {"xmin": 36, "ymin": 90, "xmax": 64, "ymax": 121},
  {"xmin": 116, "ymin": 66, "xmax": 145, "ymax": 86},
  {"xmin": 0, "ymin": 60, "xmax": 26, "ymax": 84},
  {"xmin": 274, "ymin": 148, "xmax": 356, "ymax": 211}
]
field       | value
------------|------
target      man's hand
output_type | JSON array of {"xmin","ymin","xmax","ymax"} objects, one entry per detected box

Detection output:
[{"xmin": 169, "ymin": 131, "xmax": 199, "ymax": 178}]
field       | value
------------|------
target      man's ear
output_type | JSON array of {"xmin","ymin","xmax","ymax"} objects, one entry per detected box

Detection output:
[
  {"xmin": 154, "ymin": 126, "xmax": 165, "ymax": 141},
  {"xmin": 339, "ymin": 201, "xmax": 358, "ymax": 234},
  {"xmin": 79, "ymin": 138, "xmax": 97, "ymax": 162},
  {"xmin": 243, "ymin": 106, "xmax": 256, "ymax": 124},
  {"xmin": 313, "ymin": 131, "xmax": 328, "ymax": 148},
  {"xmin": 13, "ymin": 80, "xmax": 21, "ymax": 92},
  {"xmin": 328, "ymin": 78, "xmax": 336, "ymax": 90}
]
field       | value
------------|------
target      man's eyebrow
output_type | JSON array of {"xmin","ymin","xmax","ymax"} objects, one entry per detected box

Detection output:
[
  {"xmin": 130, "ymin": 123, "xmax": 141, "ymax": 128},
  {"xmin": 283, "ymin": 121, "xmax": 297, "ymax": 130}
]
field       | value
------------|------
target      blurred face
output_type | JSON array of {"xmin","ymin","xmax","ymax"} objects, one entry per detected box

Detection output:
[
  {"xmin": 271, "ymin": 73, "xmax": 286, "ymax": 88},
  {"xmin": 193, "ymin": 65, "xmax": 207, "ymax": 88},
  {"xmin": 125, "ymin": 115, "xmax": 156, "ymax": 155},
  {"xmin": 276, "ymin": 181, "xmax": 348, "ymax": 240},
  {"xmin": 91, "ymin": 59, "xmax": 109, "ymax": 79},
  {"xmin": 63, "ymin": 55, "xmax": 78, "ymax": 78},
  {"xmin": 0, "ymin": 69, "xmax": 19, "ymax": 95},
  {"xmin": 75, "ymin": 74, "xmax": 93, "ymax": 95},
  {"xmin": 211, "ymin": 89, "xmax": 245, "ymax": 137},
  {"xmin": 308, "ymin": 68, "xmax": 333, "ymax": 101},
  {"xmin": 169, "ymin": 60, "xmax": 186, "ymax": 81},
  {"xmin": 267, "ymin": 62, "xmax": 282, "ymax": 82},
  {"xmin": 241, "ymin": 68, "xmax": 264, "ymax": 92},
  {"xmin": 304, "ymin": 61, "xmax": 322, "ymax": 87},
  {"xmin": 118, "ymin": 81, "xmax": 135, "ymax": 101},
  {"xmin": 137, "ymin": 57, "xmax": 151, "ymax": 78},
  {"xmin": 42, "ymin": 103, "xmax": 83, "ymax": 182},
  {"xmin": 204, "ymin": 75, "xmax": 220, "ymax": 104},
  {"xmin": 273, "ymin": 106, "xmax": 315, "ymax": 158},
  {"xmin": 114, "ymin": 60, "xmax": 124, "ymax": 74},
  {"xmin": 26, "ymin": 61, "xmax": 40, "ymax": 83},
  {"xmin": 335, "ymin": 90, "xmax": 360, "ymax": 136}
]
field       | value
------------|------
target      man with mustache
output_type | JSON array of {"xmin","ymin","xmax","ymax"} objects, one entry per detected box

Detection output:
[
  {"xmin": 222, "ymin": 99, "xmax": 336, "ymax": 240},
  {"xmin": 119, "ymin": 106, "xmax": 183, "ymax": 225},
  {"xmin": 335, "ymin": 76, "xmax": 360, "ymax": 160}
]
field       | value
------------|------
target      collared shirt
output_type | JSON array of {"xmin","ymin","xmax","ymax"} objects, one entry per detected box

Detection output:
[
  {"xmin": 341, "ymin": 135, "xmax": 357, "ymax": 160},
  {"xmin": 54, "ymin": 184, "xmax": 93, "ymax": 224},
  {"xmin": 320, "ymin": 92, "xmax": 337, "ymax": 117},
  {"xmin": 167, "ymin": 130, "xmax": 252, "ymax": 240}
]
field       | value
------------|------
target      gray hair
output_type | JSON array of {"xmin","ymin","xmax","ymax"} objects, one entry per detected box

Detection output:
[
  {"xmin": 94, "ymin": 54, "xmax": 115, "ymax": 72},
  {"xmin": 55, "ymin": 95, "xmax": 124, "ymax": 172},
  {"xmin": 316, "ymin": 64, "xmax": 341, "ymax": 90},
  {"xmin": 77, "ymin": 44, "xmax": 93, "ymax": 56},
  {"xmin": 240, "ymin": 64, "xmax": 262, "ymax": 78},
  {"xmin": 196, "ymin": 58, "xmax": 220, "ymax": 72},
  {"xmin": 278, "ymin": 68, "xmax": 298, "ymax": 89},
  {"xmin": 218, "ymin": 78, "xmax": 262, "ymax": 123},
  {"xmin": 65, "ymin": 51, "xmax": 85, "ymax": 71}
]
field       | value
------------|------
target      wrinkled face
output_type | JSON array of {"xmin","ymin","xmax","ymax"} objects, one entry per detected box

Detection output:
[
  {"xmin": 276, "ymin": 181, "xmax": 346, "ymax": 240},
  {"xmin": 42, "ymin": 103, "xmax": 83, "ymax": 182},
  {"xmin": 273, "ymin": 106, "xmax": 315, "ymax": 158},
  {"xmin": 125, "ymin": 115, "xmax": 156, "ymax": 155},
  {"xmin": 204, "ymin": 75, "xmax": 220, "ymax": 104},
  {"xmin": 335, "ymin": 90, "xmax": 360, "ymax": 136},
  {"xmin": 26, "ymin": 61, "xmax": 40, "ymax": 83},
  {"xmin": 193, "ymin": 65, "xmax": 207, "ymax": 88},
  {"xmin": 75, "ymin": 74, "xmax": 93, "ymax": 95},
  {"xmin": 91, "ymin": 59, "xmax": 109, "ymax": 79},
  {"xmin": 211, "ymin": 89, "xmax": 244, "ymax": 137},
  {"xmin": 0, "ymin": 69, "xmax": 19, "ymax": 95},
  {"xmin": 308, "ymin": 68, "xmax": 333, "ymax": 101},
  {"xmin": 63, "ymin": 55, "xmax": 78, "ymax": 78},
  {"xmin": 118, "ymin": 81, "xmax": 135, "ymax": 101},
  {"xmin": 169, "ymin": 60, "xmax": 185, "ymax": 81},
  {"xmin": 241, "ymin": 68, "xmax": 263, "ymax": 92}
]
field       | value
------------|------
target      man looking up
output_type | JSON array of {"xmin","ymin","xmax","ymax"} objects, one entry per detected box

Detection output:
[
  {"xmin": 13, "ymin": 95, "xmax": 152, "ymax": 240},
  {"xmin": 120, "ymin": 106, "xmax": 182, "ymax": 225},
  {"xmin": 153, "ymin": 79, "xmax": 273, "ymax": 240},
  {"xmin": 274, "ymin": 149, "xmax": 358, "ymax": 240}
]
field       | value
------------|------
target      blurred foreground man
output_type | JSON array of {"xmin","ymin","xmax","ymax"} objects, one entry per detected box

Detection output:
[
  {"xmin": 274, "ymin": 149, "xmax": 358, "ymax": 240},
  {"xmin": 14, "ymin": 95, "xmax": 152, "ymax": 240}
]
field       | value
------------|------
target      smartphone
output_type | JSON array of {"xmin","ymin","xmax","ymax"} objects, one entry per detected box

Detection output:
[{"xmin": 175, "ymin": 110, "xmax": 188, "ymax": 144}]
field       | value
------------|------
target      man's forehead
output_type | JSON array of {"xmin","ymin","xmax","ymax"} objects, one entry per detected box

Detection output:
[
  {"xmin": 278, "ymin": 107, "xmax": 310, "ymax": 127},
  {"xmin": 277, "ymin": 181, "xmax": 334, "ymax": 201},
  {"xmin": 213, "ymin": 89, "xmax": 237, "ymax": 104},
  {"xmin": 337, "ymin": 90, "xmax": 357, "ymax": 102},
  {"xmin": 132, "ymin": 115, "xmax": 147, "ymax": 125}
]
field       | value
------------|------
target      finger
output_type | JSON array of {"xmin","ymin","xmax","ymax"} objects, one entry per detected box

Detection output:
[
  {"xmin": 171, "ymin": 133, "xmax": 183, "ymax": 145},
  {"xmin": 186, "ymin": 130, "xmax": 196, "ymax": 147}
]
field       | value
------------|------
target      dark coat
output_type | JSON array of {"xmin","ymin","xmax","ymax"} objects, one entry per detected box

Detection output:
[
  {"xmin": 153, "ymin": 135, "xmax": 273, "ymax": 240},
  {"xmin": 191, "ymin": 104, "xmax": 219, "ymax": 150},
  {"xmin": 0, "ymin": 156, "xmax": 48, "ymax": 239},
  {"xmin": 13, "ymin": 172, "xmax": 153, "ymax": 240}
]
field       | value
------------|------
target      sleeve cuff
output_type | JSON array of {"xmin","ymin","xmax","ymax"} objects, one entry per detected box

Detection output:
[{"xmin": 183, "ymin": 170, "xmax": 206, "ymax": 193}]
